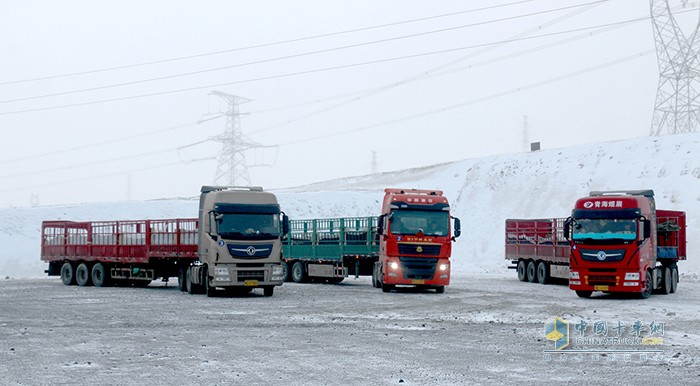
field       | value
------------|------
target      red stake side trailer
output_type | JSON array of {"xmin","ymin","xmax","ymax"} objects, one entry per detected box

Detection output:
[
  {"xmin": 505, "ymin": 218, "xmax": 570, "ymax": 284},
  {"xmin": 41, "ymin": 219, "xmax": 198, "ymax": 287}
]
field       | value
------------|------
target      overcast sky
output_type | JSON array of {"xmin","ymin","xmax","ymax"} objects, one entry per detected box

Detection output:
[{"xmin": 1, "ymin": 0, "xmax": 698, "ymax": 207}]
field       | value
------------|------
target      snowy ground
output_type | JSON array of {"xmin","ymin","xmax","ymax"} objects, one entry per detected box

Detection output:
[{"xmin": 1, "ymin": 274, "xmax": 698, "ymax": 385}]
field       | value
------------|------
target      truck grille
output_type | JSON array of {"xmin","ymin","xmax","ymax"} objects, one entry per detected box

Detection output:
[
  {"xmin": 580, "ymin": 249, "xmax": 625, "ymax": 263},
  {"xmin": 237, "ymin": 270, "xmax": 265, "ymax": 282},
  {"xmin": 399, "ymin": 257, "xmax": 437, "ymax": 280},
  {"xmin": 397, "ymin": 244, "xmax": 441, "ymax": 256},
  {"xmin": 227, "ymin": 243, "xmax": 273, "ymax": 259}
]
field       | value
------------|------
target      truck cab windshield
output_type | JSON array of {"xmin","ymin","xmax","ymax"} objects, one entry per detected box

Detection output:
[
  {"xmin": 389, "ymin": 210, "xmax": 449, "ymax": 236},
  {"xmin": 572, "ymin": 218, "xmax": 636, "ymax": 241},
  {"xmin": 217, "ymin": 213, "xmax": 280, "ymax": 240}
]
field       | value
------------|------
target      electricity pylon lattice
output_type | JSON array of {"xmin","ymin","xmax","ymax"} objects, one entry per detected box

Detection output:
[
  {"xmin": 650, "ymin": 0, "xmax": 700, "ymax": 136},
  {"xmin": 205, "ymin": 91, "xmax": 256, "ymax": 186}
]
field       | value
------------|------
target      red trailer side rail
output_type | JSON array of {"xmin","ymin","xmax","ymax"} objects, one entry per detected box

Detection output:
[
  {"xmin": 41, "ymin": 219, "xmax": 198, "ymax": 286},
  {"xmin": 505, "ymin": 218, "xmax": 570, "ymax": 284}
]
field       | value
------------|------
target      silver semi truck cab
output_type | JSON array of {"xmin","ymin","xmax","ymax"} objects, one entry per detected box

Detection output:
[{"xmin": 187, "ymin": 186, "xmax": 289, "ymax": 297}]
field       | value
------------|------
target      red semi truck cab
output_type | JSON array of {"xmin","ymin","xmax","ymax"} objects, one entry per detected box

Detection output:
[
  {"xmin": 373, "ymin": 188, "xmax": 461, "ymax": 293},
  {"xmin": 565, "ymin": 190, "xmax": 686, "ymax": 299}
]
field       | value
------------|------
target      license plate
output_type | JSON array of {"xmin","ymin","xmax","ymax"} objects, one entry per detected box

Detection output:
[
  {"xmin": 243, "ymin": 280, "xmax": 259, "ymax": 287},
  {"xmin": 412, "ymin": 279, "xmax": 425, "ymax": 285},
  {"xmin": 594, "ymin": 285, "xmax": 609, "ymax": 291}
]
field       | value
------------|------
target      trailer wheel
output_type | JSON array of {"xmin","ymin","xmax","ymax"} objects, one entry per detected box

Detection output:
[
  {"xmin": 291, "ymin": 262, "xmax": 306, "ymax": 283},
  {"xmin": 516, "ymin": 260, "xmax": 527, "ymax": 282},
  {"xmin": 639, "ymin": 270, "xmax": 652, "ymax": 299},
  {"xmin": 537, "ymin": 262, "xmax": 550, "ymax": 285},
  {"xmin": 60, "ymin": 262, "xmax": 76, "ymax": 286},
  {"xmin": 75, "ymin": 263, "xmax": 92, "ymax": 287},
  {"xmin": 91, "ymin": 263, "xmax": 109, "ymax": 287},
  {"xmin": 435, "ymin": 286, "xmax": 445, "ymax": 294},
  {"xmin": 670, "ymin": 266, "xmax": 678, "ymax": 293},
  {"xmin": 660, "ymin": 267, "xmax": 672, "ymax": 295},
  {"xmin": 526, "ymin": 261, "xmax": 537, "ymax": 283},
  {"xmin": 263, "ymin": 286, "xmax": 274, "ymax": 297},
  {"xmin": 575, "ymin": 290, "xmax": 592, "ymax": 298}
]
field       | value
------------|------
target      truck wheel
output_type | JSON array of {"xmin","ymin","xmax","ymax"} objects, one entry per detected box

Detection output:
[
  {"xmin": 205, "ymin": 275, "xmax": 215, "ymax": 297},
  {"xmin": 281, "ymin": 262, "xmax": 290, "ymax": 282},
  {"xmin": 517, "ymin": 260, "xmax": 527, "ymax": 282},
  {"xmin": 60, "ymin": 262, "xmax": 76, "ymax": 286},
  {"xmin": 670, "ymin": 266, "xmax": 678, "ymax": 293},
  {"xmin": 435, "ymin": 286, "xmax": 445, "ymax": 294},
  {"xmin": 660, "ymin": 267, "xmax": 672, "ymax": 295},
  {"xmin": 186, "ymin": 267, "xmax": 196, "ymax": 295},
  {"xmin": 291, "ymin": 262, "xmax": 306, "ymax": 283},
  {"xmin": 575, "ymin": 290, "xmax": 592, "ymax": 298},
  {"xmin": 75, "ymin": 263, "xmax": 92, "ymax": 287},
  {"xmin": 178, "ymin": 267, "xmax": 187, "ymax": 292},
  {"xmin": 526, "ymin": 261, "xmax": 537, "ymax": 283},
  {"xmin": 263, "ymin": 286, "xmax": 274, "ymax": 297},
  {"xmin": 537, "ymin": 262, "xmax": 549, "ymax": 285},
  {"xmin": 381, "ymin": 275, "xmax": 394, "ymax": 293},
  {"xmin": 639, "ymin": 270, "xmax": 652, "ymax": 299},
  {"xmin": 91, "ymin": 263, "xmax": 109, "ymax": 287}
]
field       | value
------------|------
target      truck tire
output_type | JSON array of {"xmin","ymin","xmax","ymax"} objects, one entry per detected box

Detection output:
[
  {"xmin": 263, "ymin": 286, "xmax": 274, "ymax": 297},
  {"xmin": 660, "ymin": 267, "xmax": 672, "ymax": 295},
  {"xmin": 575, "ymin": 290, "xmax": 592, "ymax": 298},
  {"xmin": 75, "ymin": 263, "xmax": 92, "ymax": 287},
  {"xmin": 670, "ymin": 266, "xmax": 678, "ymax": 293},
  {"xmin": 639, "ymin": 270, "xmax": 652, "ymax": 299},
  {"xmin": 537, "ymin": 262, "xmax": 549, "ymax": 285},
  {"xmin": 205, "ymin": 275, "xmax": 215, "ymax": 297},
  {"xmin": 435, "ymin": 286, "xmax": 445, "ymax": 294},
  {"xmin": 517, "ymin": 260, "xmax": 527, "ymax": 282},
  {"xmin": 281, "ymin": 262, "xmax": 290, "ymax": 282},
  {"xmin": 291, "ymin": 262, "xmax": 306, "ymax": 283},
  {"xmin": 178, "ymin": 267, "xmax": 187, "ymax": 292},
  {"xmin": 60, "ymin": 262, "xmax": 76, "ymax": 286},
  {"xmin": 526, "ymin": 261, "xmax": 537, "ymax": 283},
  {"xmin": 91, "ymin": 263, "xmax": 109, "ymax": 287},
  {"xmin": 186, "ymin": 267, "xmax": 196, "ymax": 295}
]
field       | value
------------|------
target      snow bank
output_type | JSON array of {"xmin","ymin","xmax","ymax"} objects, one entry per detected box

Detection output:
[{"xmin": 2, "ymin": 134, "xmax": 697, "ymax": 278}]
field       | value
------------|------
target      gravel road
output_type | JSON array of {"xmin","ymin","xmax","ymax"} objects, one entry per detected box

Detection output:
[{"xmin": 1, "ymin": 274, "xmax": 699, "ymax": 385}]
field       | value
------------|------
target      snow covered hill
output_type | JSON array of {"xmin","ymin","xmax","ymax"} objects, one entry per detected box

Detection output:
[{"xmin": 2, "ymin": 133, "xmax": 698, "ymax": 279}]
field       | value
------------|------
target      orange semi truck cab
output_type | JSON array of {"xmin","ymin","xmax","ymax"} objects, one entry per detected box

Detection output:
[
  {"xmin": 564, "ymin": 190, "xmax": 686, "ymax": 299},
  {"xmin": 372, "ymin": 188, "xmax": 461, "ymax": 293}
]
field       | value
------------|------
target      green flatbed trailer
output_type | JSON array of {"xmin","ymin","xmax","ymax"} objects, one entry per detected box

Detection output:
[{"xmin": 281, "ymin": 216, "xmax": 379, "ymax": 283}]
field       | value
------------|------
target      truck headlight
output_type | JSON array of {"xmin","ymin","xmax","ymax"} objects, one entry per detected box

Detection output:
[
  {"xmin": 272, "ymin": 265, "xmax": 284, "ymax": 275},
  {"xmin": 388, "ymin": 262, "xmax": 399, "ymax": 270},
  {"xmin": 439, "ymin": 263, "xmax": 449, "ymax": 271},
  {"xmin": 569, "ymin": 271, "xmax": 580, "ymax": 279},
  {"xmin": 624, "ymin": 272, "xmax": 639, "ymax": 281}
]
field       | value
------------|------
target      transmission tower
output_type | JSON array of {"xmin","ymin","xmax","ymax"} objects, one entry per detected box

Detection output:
[
  {"xmin": 650, "ymin": 0, "xmax": 700, "ymax": 135},
  {"xmin": 204, "ymin": 91, "xmax": 256, "ymax": 186}
]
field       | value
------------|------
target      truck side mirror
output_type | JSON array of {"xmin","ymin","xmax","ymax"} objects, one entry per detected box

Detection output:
[
  {"xmin": 642, "ymin": 219, "xmax": 651, "ymax": 239},
  {"xmin": 563, "ymin": 217, "xmax": 572, "ymax": 240},
  {"xmin": 282, "ymin": 213, "xmax": 290, "ymax": 237},
  {"xmin": 377, "ymin": 215, "xmax": 385, "ymax": 236},
  {"xmin": 208, "ymin": 212, "xmax": 218, "ymax": 241},
  {"xmin": 452, "ymin": 217, "xmax": 461, "ymax": 239}
]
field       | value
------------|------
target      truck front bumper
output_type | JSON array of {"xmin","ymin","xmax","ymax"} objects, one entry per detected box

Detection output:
[
  {"xmin": 211, "ymin": 263, "xmax": 284, "ymax": 287},
  {"xmin": 383, "ymin": 257, "xmax": 450, "ymax": 287},
  {"xmin": 568, "ymin": 269, "xmax": 643, "ymax": 293}
]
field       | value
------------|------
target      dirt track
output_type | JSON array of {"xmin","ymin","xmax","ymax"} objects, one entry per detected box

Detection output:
[{"xmin": 1, "ymin": 274, "xmax": 699, "ymax": 385}]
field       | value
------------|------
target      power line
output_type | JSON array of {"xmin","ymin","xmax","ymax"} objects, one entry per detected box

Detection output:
[
  {"xmin": 0, "ymin": 0, "xmax": 540, "ymax": 86},
  {"xmin": 0, "ymin": 1, "xmax": 607, "ymax": 105},
  {"xmin": 0, "ymin": 15, "xmax": 649, "ymax": 117},
  {"xmin": 271, "ymin": 50, "xmax": 655, "ymax": 147},
  {"xmin": 1, "ymin": 50, "xmax": 655, "ymax": 188},
  {"xmin": 0, "ymin": 121, "xmax": 197, "ymax": 165}
]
